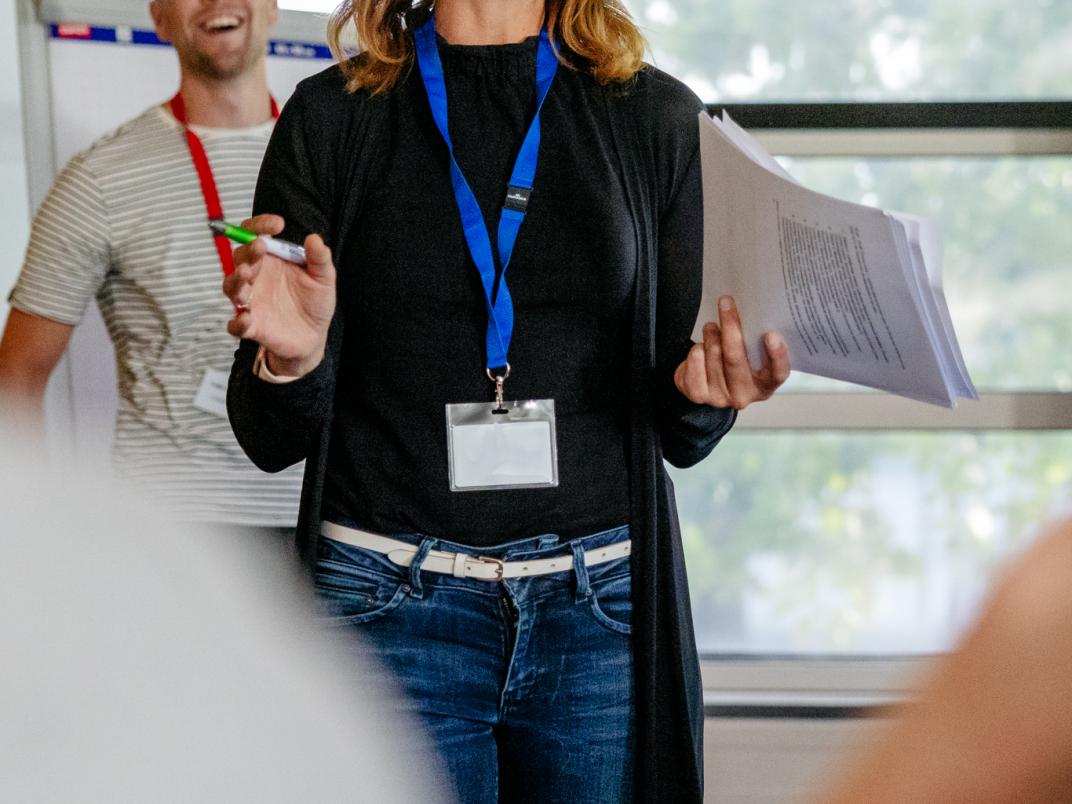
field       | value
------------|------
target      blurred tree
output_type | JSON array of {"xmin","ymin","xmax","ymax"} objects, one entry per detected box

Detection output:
[
  {"xmin": 628, "ymin": 0, "xmax": 1072, "ymax": 101},
  {"xmin": 641, "ymin": 0, "xmax": 1072, "ymax": 654}
]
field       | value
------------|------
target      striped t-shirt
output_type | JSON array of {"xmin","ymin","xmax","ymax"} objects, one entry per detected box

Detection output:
[{"xmin": 9, "ymin": 104, "xmax": 303, "ymax": 526}]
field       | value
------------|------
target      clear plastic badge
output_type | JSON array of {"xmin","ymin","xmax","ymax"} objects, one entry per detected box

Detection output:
[
  {"xmin": 445, "ymin": 399, "xmax": 558, "ymax": 492},
  {"xmin": 192, "ymin": 368, "xmax": 229, "ymax": 419}
]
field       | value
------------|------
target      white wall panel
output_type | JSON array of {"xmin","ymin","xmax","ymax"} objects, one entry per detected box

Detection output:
[
  {"xmin": 0, "ymin": 0, "xmax": 31, "ymax": 333},
  {"xmin": 704, "ymin": 717, "xmax": 886, "ymax": 803}
]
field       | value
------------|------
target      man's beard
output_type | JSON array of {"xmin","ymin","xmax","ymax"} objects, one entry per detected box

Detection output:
[{"xmin": 181, "ymin": 43, "xmax": 260, "ymax": 82}]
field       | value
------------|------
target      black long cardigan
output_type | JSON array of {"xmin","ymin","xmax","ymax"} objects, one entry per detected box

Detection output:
[{"xmin": 228, "ymin": 60, "xmax": 735, "ymax": 803}]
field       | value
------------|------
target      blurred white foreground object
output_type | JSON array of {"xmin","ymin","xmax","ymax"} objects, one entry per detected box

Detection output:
[{"xmin": 0, "ymin": 424, "xmax": 448, "ymax": 803}]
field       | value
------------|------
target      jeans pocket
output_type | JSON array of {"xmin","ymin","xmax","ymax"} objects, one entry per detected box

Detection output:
[
  {"xmin": 587, "ymin": 570, "xmax": 632, "ymax": 635},
  {"xmin": 314, "ymin": 558, "xmax": 410, "ymax": 626}
]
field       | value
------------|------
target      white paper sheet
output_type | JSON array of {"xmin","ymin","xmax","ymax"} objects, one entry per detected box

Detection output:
[{"xmin": 694, "ymin": 111, "xmax": 978, "ymax": 407}]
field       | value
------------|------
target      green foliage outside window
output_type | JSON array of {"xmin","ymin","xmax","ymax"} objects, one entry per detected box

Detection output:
[
  {"xmin": 635, "ymin": 0, "xmax": 1072, "ymax": 654},
  {"xmin": 629, "ymin": 0, "xmax": 1072, "ymax": 101}
]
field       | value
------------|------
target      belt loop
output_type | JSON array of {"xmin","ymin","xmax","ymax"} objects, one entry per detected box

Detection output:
[
  {"xmin": 408, "ymin": 538, "xmax": 437, "ymax": 599},
  {"xmin": 571, "ymin": 539, "xmax": 591, "ymax": 603}
]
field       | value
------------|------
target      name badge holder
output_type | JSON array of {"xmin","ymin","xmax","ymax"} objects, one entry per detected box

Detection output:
[
  {"xmin": 415, "ymin": 17, "xmax": 560, "ymax": 492},
  {"xmin": 446, "ymin": 367, "xmax": 558, "ymax": 492},
  {"xmin": 192, "ymin": 367, "xmax": 231, "ymax": 419}
]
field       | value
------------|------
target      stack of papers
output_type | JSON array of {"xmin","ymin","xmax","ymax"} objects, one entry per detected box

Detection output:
[{"xmin": 694, "ymin": 111, "xmax": 977, "ymax": 408}]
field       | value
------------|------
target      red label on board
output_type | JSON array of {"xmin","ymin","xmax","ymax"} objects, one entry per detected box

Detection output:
[{"xmin": 56, "ymin": 23, "xmax": 92, "ymax": 39}]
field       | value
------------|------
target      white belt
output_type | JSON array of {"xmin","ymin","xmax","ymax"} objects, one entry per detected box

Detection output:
[{"xmin": 321, "ymin": 521, "xmax": 631, "ymax": 582}]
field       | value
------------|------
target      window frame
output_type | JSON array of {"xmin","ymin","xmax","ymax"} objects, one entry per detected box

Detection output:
[{"xmin": 696, "ymin": 100, "xmax": 1072, "ymax": 708}]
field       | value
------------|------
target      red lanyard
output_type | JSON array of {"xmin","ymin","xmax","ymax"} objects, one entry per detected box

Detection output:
[{"xmin": 169, "ymin": 92, "xmax": 279, "ymax": 277}]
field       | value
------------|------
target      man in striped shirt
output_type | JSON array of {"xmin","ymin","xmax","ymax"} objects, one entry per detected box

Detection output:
[{"xmin": 0, "ymin": 0, "xmax": 302, "ymax": 533}]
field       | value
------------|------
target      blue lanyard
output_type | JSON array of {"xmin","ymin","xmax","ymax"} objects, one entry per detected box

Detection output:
[{"xmin": 414, "ymin": 16, "xmax": 558, "ymax": 379}]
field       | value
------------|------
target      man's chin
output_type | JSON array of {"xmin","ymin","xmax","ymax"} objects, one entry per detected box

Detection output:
[{"xmin": 185, "ymin": 50, "xmax": 261, "ymax": 82}]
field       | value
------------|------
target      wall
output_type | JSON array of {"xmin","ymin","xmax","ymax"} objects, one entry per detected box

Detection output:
[
  {"xmin": 705, "ymin": 717, "xmax": 883, "ymax": 803},
  {"xmin": 0, "ymin": 0, "xmax": 31, "ymax": 332}
]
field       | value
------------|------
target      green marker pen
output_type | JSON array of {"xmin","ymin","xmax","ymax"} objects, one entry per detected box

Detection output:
[{"xmin": 209, "ymin": 219, "xmax": 307, "ymax": 265}]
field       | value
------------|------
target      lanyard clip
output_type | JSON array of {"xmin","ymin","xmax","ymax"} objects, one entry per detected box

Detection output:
[{"xmin": 486, "ymin": 364, "xmax": 511, "ymax": 414}]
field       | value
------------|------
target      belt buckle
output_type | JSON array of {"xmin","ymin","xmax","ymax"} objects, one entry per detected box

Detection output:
[{"xmin": 474, "ymin": 555, "xmax": 505, "ymax": 580}]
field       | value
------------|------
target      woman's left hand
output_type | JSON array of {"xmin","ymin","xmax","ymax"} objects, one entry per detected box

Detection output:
[{"xmin": 674, "ymin": 295, "xmax": 791, "ymax": 410}]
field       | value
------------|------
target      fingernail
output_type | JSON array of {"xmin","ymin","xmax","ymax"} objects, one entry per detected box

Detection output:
[
  {"xmin": 718, "ymin": 296, "xmax": 734, "ymax": 312},
  {"xmin": 766, "ymin": 332, "xmax": 783, "ymax": 350}
]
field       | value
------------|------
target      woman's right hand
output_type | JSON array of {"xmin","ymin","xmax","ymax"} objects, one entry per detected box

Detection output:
[{"xmin": 223, "ymin": 214, "xmax": 336, "ymax": 378}]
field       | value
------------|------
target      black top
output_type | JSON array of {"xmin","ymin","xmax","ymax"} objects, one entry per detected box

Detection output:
[
  {"xmin": 317, "ymin": 37, "xmax": 701, "ymax": 546},
  {"xmin": 229, "ymin": 51, "xmax": 736, "ymax": 801}
]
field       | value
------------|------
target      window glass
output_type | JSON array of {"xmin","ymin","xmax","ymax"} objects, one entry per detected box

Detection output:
[
  {"xmin": 766, "ymin": 156, "xmax": 1072, "ymax": 392},
  {"xmin": 628, "ymin": 0, "xmax": 1072, "ymax": 101},
  {"xmin": 672, "ymin": 431, "xmax": 1072, "ymax": 655}
]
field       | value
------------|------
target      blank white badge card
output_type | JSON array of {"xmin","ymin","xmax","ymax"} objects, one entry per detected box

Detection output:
[{"xmin": 445, "ymin": 399, "xmax": 559, "ymax": 491}]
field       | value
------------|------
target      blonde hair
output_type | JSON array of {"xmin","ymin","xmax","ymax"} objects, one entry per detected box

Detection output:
[{"xmin": 327, "ymin": 1, "xmax": 647, "ymax": 95}]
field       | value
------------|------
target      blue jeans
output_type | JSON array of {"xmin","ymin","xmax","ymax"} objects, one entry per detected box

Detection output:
[{"xmin": 315, "ymin": 525, "xmax": 635, "ymax": 804}]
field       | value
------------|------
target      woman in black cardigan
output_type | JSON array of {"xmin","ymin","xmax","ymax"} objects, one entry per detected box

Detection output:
[{"xmin": 224, "ymin": 0, "xmax": 789, "ymax": 801}]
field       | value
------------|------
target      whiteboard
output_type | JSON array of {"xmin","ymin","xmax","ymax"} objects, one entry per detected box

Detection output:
[{"xmin": 41, "ymin": 24, "xmax": 333, "ymax": 463}]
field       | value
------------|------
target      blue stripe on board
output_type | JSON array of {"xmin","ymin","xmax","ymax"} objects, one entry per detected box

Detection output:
[
  {"xmin": 132, "ymin": 30, "xmax": 170, "ymax": 46},
  {"xmin": 269, "ymin": 41, "xmax": 333, "ymax": 60},
  {"xmin": 49, "ymin": 24, "xmax": 332, "ymax": 59}
]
